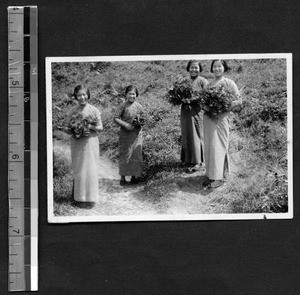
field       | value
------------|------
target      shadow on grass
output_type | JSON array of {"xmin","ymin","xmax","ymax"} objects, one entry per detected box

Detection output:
[
  {"xmin": 131, "ymin": 174, "xmax": 211, "ymax": 207},
  {"xmin": 172, "ymin": 174, "xmax": 212, "ymax": 195},
  {"xmin": 98, "ymin": 177, "xmax": 145, "ymax": 193}
]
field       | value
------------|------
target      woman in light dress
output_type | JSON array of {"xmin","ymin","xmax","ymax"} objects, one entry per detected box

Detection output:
[
  {"xmin": 203, "ymin": 60, "xmax": 242, "ymax": 188},
  {"xmin": 64, "ymin": 85, "xmax": 103, "ymax": 205}
]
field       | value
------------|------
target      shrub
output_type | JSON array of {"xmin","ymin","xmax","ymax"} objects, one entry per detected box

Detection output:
[{"xmin": 53, "ymin": 149, "xmax": 73, "ymax": 203}]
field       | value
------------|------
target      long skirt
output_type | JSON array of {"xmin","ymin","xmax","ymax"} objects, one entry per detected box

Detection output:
[
  {"xmin": 180, "ymin": 106, "xmax": 204, "ymax": 164},
  {"xmin": 203, "ymin": 113, "xmax": 230, "ymax": 180},
  {"xmin": 119, "ymin": 128, "xmax": 142, "ymax": 177},
  {"xmin": 70, "ymin": 133, "xmax": 99, "ymax": 202}
]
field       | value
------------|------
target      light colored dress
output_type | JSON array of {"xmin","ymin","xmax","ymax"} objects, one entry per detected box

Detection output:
[
  {"xmin": 118, "ymin": 101, "xmax": 143, "ymax": 177},
  {"xmin": 66, "ymin": 103, "xmax": 102, "ymax": 202},
  {"xmin": 181, "ymin": 76, "xmax": 208, "ymax": 164},
  {"xmin": 203, "ymin": 77, "xmax": 241, "ymax": 180}
]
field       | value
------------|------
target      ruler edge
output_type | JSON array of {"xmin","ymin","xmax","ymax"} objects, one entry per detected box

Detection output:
[
  {"xmin": 30, "ymin": 5, "xmax": 38, "ymax": 292},
  {"xmin": 8, "ymin": 6, "xmax": 25, "ymax": 292},
  {"xmin": 7, "ymin": 5, "xmax": 38, "ymax": 292}
]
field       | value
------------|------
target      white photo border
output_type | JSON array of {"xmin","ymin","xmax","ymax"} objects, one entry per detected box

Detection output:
[{"xmin": 46, "ymin": 53, "xmax": 293, "ymax": 223}]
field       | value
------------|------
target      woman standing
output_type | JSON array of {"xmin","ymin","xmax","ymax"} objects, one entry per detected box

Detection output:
[
  {"xmin": 181, "ymin": 60, "xmax": 208, "ymax": 172},
  {"xmin": 114, "ymin": 85, "xmax": 143, "ymax": 185},
  {"xmin": 64, "ymin": 85, "xmax": 103, "ymax": 204},
  {"xmin": 203, "ymin": 60, "xmax": 242, "ymax": 188}
]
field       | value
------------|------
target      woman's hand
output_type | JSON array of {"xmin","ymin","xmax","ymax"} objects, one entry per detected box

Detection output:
[
  {"xmin": 64, "ymin": 126, "xmax": 72, "ymax": 135},
  {"xmin": 89, "ymin": 123, "xmax": 103, "ymax": 132}
]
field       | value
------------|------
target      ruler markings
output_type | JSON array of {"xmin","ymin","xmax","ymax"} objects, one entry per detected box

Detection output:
[{"xmin": 8, "ymin": 6, "xmax": 38, "ymax": 292}]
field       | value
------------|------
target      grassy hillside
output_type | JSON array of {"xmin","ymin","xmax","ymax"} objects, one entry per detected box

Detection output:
[{"xmin": 51, "ymin": 58, "xmax": 288, "ymax": 214}]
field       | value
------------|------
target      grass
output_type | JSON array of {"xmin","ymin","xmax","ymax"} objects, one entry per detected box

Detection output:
[
  {"xmin": 51, "ymin": 58, "xmax": 288, "ymax": 215},
  {"xmin": 53, "ymin": 142, "xmax": 77, "ymax": 216}
]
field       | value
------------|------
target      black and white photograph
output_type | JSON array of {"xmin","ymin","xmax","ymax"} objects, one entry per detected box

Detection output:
[{"xmin": 46, "ymin": 53, "xmax": 293, "ymax": 223}]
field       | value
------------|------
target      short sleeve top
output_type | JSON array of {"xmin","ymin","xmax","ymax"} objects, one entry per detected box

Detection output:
[{"xmin": 207, "ymin": 77, "xmax": 241, "ymax": 101}]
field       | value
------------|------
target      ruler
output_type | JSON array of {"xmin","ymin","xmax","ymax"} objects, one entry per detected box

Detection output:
[{"xmin": 8, "ymin": 6, "xmax": 38, "ymax": 291}]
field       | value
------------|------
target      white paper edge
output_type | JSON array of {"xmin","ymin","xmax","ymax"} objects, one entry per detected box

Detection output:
[{"xmin": 46, "ymin": 53, "xmax": 293, "ymax": 223}]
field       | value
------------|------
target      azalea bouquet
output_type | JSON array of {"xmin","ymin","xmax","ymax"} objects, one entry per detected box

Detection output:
[
  {"xmin": 68, "ymin": 113, "xmax": 99, "ymax": 139},
  {"xmin": 165, "ymin": 79, "xmax": 198, "ymax": 109},
  {"xmin": 198, "ymin": 84, "xmax": 241, "ymax": 120}
]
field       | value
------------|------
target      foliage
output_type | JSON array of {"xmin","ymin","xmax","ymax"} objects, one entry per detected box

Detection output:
[
  {"xmin": 68, "ymin": 113, "xmax": 100, "ymax": 139},
  {"xmin": 53, "ymin": 147, "xmax": 76, "ymax": 215},
  {"xmin": 199, "ymin": 83, "xmax": 241, "ymax": 120},
  {"xmin": 165, "ymin": 78, "xmax": 195, "ymax": 106}
]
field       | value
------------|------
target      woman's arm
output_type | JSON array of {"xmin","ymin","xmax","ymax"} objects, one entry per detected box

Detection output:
[
  {"xmin": 113, "ymin": 103, "xmax": 134, "ymax": 131},
  {"xmin": 88, "ymin": 106, "xmax": 104, "ymax": 132},
  {"xmin": 114, "ymin": 118, "xmax": 134, "ymax": 131},
  {"xmin": 229, "ymin": 80, "xmax": 242, "ymax": 108},
  {"xmin": 89, "ymin": 121, "xmax": 103, "ymax": 132}
]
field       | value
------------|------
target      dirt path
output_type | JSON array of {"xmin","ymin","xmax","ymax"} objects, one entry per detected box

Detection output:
[
  {"xmin": 75, "ymin": 156, "xmax": 234, "ymax": 217},
  {"xmin": 54, "ymin": 140, "xmax": 234, "ymax": 217}
]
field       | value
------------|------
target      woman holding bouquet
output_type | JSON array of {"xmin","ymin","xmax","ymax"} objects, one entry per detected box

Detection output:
[
  {"xmin": 202, "ymin": 60, "xmax": 242, "ymax": 188},
  {"xmin": 181, "ymin": 60, "xmax": 208, "ymax": 172},
  {"xmin": 64, "ymin": 85, "xmax": 103, "ymax": 204},
  {"xmin": 114, "ymin": 85, "xmax": 144, "ymax": 185}
]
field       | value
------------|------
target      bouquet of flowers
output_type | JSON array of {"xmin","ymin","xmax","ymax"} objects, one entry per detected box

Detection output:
[
  {"xmin": 68, "ymin": 113, "xmax": 99, "ymax": 139},
  {"xmin": 198, "ymin": 84, "xmax": 241, "ymax": 120},
  {"xmin": 132, "ymin": 111, "xmax": 147, "ymax": 132},
  {"xmin": 165, "ymin": 79, "xmax": 198, "ymax": 109}
]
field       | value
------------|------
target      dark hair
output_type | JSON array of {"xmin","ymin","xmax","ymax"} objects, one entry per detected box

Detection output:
[
  {"xmin": 186, "ymin": 60, "xmax": 203, "ymax": 72},
  {"xmin": 125, "ymin": 85, "xmax": 139, "ymax": 97},
  {"xmin": 73, "ymin": 85, "xmax": 90, "ymax": 100},
  {"xmin": 210, "ymin": 60, "xmax": 230, "ymax": 73}
]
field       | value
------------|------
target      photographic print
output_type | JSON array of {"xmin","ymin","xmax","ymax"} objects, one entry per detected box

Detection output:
[{"xmin": 46, "ymin": 53, "xmax": 293, "ymax": 223}]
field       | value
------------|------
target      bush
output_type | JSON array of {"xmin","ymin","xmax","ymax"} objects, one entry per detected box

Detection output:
[{"xmin": 53, "ymin": 149, "xmax": 73, "ymax": 203}]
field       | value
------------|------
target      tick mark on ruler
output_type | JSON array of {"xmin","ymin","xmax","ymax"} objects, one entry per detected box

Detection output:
[{"xmin": 10, "ymin": 272, "xmax": 22, "ymax": 274}]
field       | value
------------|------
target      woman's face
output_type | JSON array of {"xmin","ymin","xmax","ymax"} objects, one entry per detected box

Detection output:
[
  {"xmin": 126, "ymin": 89, "xmax": 137, "ymax": 103},
  {"xmin": 189, "ymin": 63, "xmax": 200, "ymax": 78},
  {"xmin": 212, "ymin": 60, "xmax": 225, "ymax": 78},
  {"xmin": 76, "ymin": 89, "xmax": 88, "ymax": 106}
]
